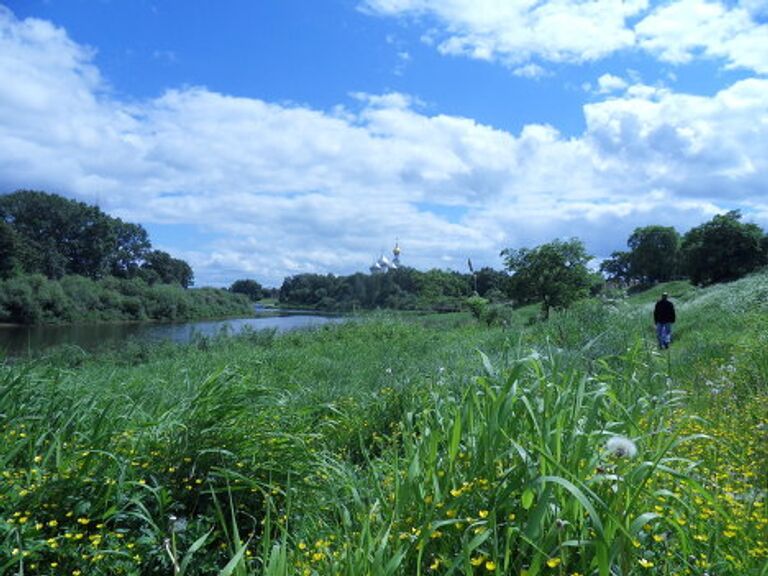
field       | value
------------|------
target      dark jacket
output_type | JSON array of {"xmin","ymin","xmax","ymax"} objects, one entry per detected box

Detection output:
[{"xmin": 654, "ymin": 299, "xmax": 676, "ymax": 324}]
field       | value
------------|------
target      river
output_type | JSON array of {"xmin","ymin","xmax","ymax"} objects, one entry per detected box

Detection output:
[{"xmin": 0, "ymin": 310, "xmax": 343, "ymax": 357}]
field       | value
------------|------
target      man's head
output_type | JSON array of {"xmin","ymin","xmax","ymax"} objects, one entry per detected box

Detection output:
[{"xmin": 661, "ymin": 292, "xmax": 669, "ymax": 300}]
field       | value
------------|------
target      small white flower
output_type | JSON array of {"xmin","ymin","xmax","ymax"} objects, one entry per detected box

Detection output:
[
  {"xmin": 605, "ymin": 436, "xmax": 638, "ymax": 459},
  {"xmin": 169, "ymin": 515, "xmax": 188, "ymax": 532}
]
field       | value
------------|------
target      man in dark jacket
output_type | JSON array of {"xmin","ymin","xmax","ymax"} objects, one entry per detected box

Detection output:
[{"xmin": 653, "ymin": 292, "xmax": 676, "ymax": 349}]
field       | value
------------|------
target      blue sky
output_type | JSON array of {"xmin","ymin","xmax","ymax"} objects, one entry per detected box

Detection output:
[{"xmin": 1, "ymin": 0, "xmax": 766, "ymax": 286}]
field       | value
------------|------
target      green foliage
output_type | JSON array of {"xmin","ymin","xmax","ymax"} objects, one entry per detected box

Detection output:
[
  {"xmin": 140, "ymin": 249, "xmax": 195, "ymax": 288},
  {"xmin": 0, "ymin": 190, "xmax": 116, "ymax": 278},
  {"xmin": 473, "ymin": 267, "xmax": 511, "ymax": 298},
  {"xmin": 279, "ymin": 267, "xmax": 474, "ymax": 311},
  {"xmin": 627, "ymin": 225, "xmax": 681, "ymax": 283},
  {"xmin": 681, "ymin": 210, "xmax": 766, "ymax": 285},
  {"xmin": 0, "ymin": 273, "xmax": 251, "ymax": 324},
  {"xmin": 1, "ymin": 271, "xmax": 766, "ymax": 574},
  {"xmin": 465, "ymin": 295, "xmax": 489, "ymax": 320},
  {"xmin": 230, "ymin": 279, "xmax": 265, "ymax": 301},
  {"xmin": 501, "ymin": 237, "xmax": 593, "ymax": 318},
  {"xmin": 601, "ymin": 226, "xmax": 681, "ymax": 285},
  {"xmin": 108, "ymin": 220, "xmax": 151, "ymax": 278},
  {"xmin": 0, "ymin": 220, "xmax": 20, "ymax": 279},
  {"xmin": 600, "ymin": 250, "xmax": 632, "ymax": 283},
  {"xmin": 0, "ymin": 274, "xmax": 43, "ymax": 323},
  {"xmin": 0, "ymin": 190, "xmax": 196, "ymax": 288}
]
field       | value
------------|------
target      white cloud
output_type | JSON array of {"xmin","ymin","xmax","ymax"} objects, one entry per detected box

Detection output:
[
  {"xmin": 513, "ymin": 63, "xmax": 549, "ymax": 78},
  {"xmin": 1, "ymin": 7, "xmax": 767, "ymax": 286},
  {"xmin": 363, "ymin": 0, "xmax": 768, "ymax": 74},
  {"xmin": 596, "ymin": 73, "xmax": 629, "ymax": 94},
  {"xmin": 584, "ymin": 78, "xmax": 768, "ymax": 197},
  {"xmin": 363, "ymin": 0, "xmax": 638, "ymax": 65},
  {"xmin": 635, "ymin": 0, "xmax": 768, "ymax": 73}
]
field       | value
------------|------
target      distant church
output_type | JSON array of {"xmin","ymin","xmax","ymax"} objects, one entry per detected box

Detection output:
[{"xmin": 370, "ymin": 241, "xmax": 401, "ymax": 274}]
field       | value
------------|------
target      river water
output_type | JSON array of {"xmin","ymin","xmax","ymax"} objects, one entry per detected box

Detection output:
[{"xmin": 0, "ymin": 311, "xmax": 342, "ymax": 357}]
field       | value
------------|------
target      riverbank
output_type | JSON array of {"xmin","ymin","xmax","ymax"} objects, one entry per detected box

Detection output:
[
  {"xmin": 0, "ymin": 273, "xmax": 254, "ymax": 325},
  {"xmin": 1, "ymin": 273, "xmax": 766, "ymax": 574}
]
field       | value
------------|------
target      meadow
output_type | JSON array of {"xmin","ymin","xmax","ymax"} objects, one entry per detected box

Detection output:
[{"xmin": 1, "ymin": 272, "xmax": 766, "ymax": 575}]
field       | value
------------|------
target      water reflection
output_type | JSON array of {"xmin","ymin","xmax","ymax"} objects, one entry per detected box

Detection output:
[{"xmin": 0, "ymin": 312, "xmax": 342, "ymax": 357}]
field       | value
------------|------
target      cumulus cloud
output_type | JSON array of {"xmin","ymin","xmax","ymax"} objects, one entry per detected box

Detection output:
[
  {"xmin": 584, "ymin": 78, "xmax": 768, "ymax": 198},
  {"xmin": 362, "ymin": 0, "xmax": 768, "ymax": 74},
  {"xmin": 596, "ymin": 73, "xmax": 629, "ymax": 94},
  {"xmin": 363, "ymin": 0, "xmax": 639, "ymax": 65},
  {"xmin": 635, "ymin": 0, "xmax": 768, "ymax": 73},
  {"xmin": 1, "ymin": 7, "xmax": 767, "ymax": 285}
]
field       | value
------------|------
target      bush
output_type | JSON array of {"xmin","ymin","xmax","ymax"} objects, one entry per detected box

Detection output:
[
  {"xmin": 0, "ymin": 276, "xmax": 42, "ymax": 323},
  {"xmin": 466, "ymin": 295, "xmax": 489, "ymax": 320},
  {"xmin": 0, "ymin": 274, "xmax": 253, "ymax": 325}
]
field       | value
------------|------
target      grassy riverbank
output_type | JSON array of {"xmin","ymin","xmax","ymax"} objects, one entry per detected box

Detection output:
[
  {"xmin": 0, "ymin": 274, "xmax": 254, "ymax": 325},
  {"xmin": 1, "ymin": 273, "xmax": 766, "ymax": 575}
]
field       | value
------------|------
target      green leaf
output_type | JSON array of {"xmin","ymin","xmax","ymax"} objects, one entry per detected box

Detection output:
[
  {"xmin": 521, "ymin": 488, "xmax": 535, "ymax": 510},
  {"xmin": 448, "ymin": 411, "xmax": 462, "ymax": 463},
  {"xmin": 180, "ymin": 529, "xmax": 213, "ymax": 576},
  {"xmin": 537, "ymin": 476, "xmax": 604, "ymax": 536},
  {"xmin": 629, "ymin": 512, "xmax": 661, "ymax": 535},
  {"xmin": 408, "ymin": 453, "xmax": 420, "ymax": 481},
  {"xmin": 218, "ymin": 544, "xmax": 248, "ymax": 576},
  {"xmin": 479, "ymin": 349, "xmax": 496, "ymax": 377}
]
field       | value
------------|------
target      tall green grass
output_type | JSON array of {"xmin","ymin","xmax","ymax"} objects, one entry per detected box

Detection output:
[{"xmin": 1, "ymin": 273, "xmax": 766, "ymax": 575}]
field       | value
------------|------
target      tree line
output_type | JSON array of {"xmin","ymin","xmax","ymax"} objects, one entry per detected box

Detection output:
[
  {"xmin": 273, "ymin": 210, "xmax": 768, "ymax": 318},
  {"xmin": 0, "ymin": 191, "xmax": 251, "ymax": 324},
  {"xmin": 600, "ymin": 211, "xmax": 768, "ymax": 286},
  {"xmin": 0, "ymin": 190, "xmax": 193, "ymax": 286},
  {"xmin": 277, "ymin": 267, "xmax": 494, "ymax": 312},
  {"xmin": 3, "ymin": 190, "xmax": 765, "ymax": 323}
]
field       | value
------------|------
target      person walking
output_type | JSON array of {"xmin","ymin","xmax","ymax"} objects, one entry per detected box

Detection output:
[{"xmin": 654, "ymin": 292, "xmax": 676, "ymax": 349}]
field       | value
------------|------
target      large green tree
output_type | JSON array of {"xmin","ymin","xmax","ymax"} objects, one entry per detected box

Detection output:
[
  {"xmin": 681, "ymin": 211, "xmax": 766, "ymax": 285},
  {"xmin": 627, "ymin": 225, "xmax": 680, "ymax": 283},
  {"xmin": 0, "ymin": 190, "xmax": 114, "ymax": 278},
  {"xmin": 230, "ymin": 279, "xmax": 264, "ymax": 301},
  {"xmin": 501, "ymin": 238, "xmax": 592, "ymax": 318},
  {"xmin": 140, "ymin": 250, "xmax": 194, "ymax": 288},
  {"xmin": 108, "ymin": 220, "xmax": 151, "ymax": 278},
  {"xmin": 600, "ymin": 226, "xmax": 680, "ymax": 284},
  {"xmin": 0, "ymin": 190, "xmax": 195, "ymax": 286},
  {"xmin": 474, "ymin": 267, "xmax": 511, "ymax": 299},
  {"xmin": 599, "ymin": 250, "xmax": 632, "ymax": 283}
]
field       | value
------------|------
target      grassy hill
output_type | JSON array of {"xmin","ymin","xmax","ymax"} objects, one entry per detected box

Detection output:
[{"xmin": 1, "ymin": 272, "xmax": 766, "ymax": 575}]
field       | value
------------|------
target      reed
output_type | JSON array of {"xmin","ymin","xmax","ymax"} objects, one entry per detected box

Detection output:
[{"xmin": 1, "ymin": 273, "xmax": 766, "ymax": 575}]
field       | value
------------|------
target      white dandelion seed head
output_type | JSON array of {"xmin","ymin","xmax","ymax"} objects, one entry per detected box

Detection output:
[{"xmin": 605, "ymin": 436, "xmax": 638, "ymax": 459}]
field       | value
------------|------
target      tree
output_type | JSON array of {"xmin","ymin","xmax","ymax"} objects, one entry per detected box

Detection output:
[
  {"xmin": 0, "ymin": 190, "xmax": 115, "ymax": 278},
  {"xmin": 417, "ymin": 269, "xmax": 470, "ymax": 300},
  {"xmin": 599, "ymin": 250, "xmax": 632, "ymax": 283},
  {"xmin": 474, "ymin": 267, "xmax": 511, "ymax": 298},
  {"xmin": 230, "ymin": 279, "xmax": 264, "ymax": 301},
  {"xmin": 681, "ymin": 211, "xmax": 765, "ymax": 285},
  {"xmin": 0, "ymin": 221, "xmax": 19, "ymax": 279},
  {"xmin": 140, "ymin": 250, "xmax": 194, "ymax": 288},
  {"xmin": 501, "ymin": 238, "xmax": 592, "ymax": 319},
  {"xmin": 108, "ymin": 220, "xmax": 151, "ymax": 278},
  {"xmin": 626, "ymin": 225, "xmax": 680, "ymax": 283}
]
